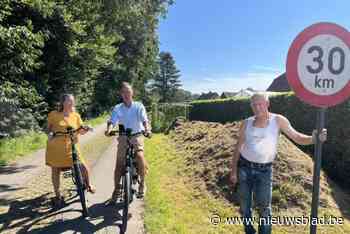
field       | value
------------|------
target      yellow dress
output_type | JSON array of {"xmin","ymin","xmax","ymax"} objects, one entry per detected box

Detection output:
[{"xmin": 45, "ymin": 111, "xmax": 87, "ymax": 168}]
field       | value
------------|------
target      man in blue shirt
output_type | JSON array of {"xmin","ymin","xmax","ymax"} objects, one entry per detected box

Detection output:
[{"xmin": 105, "ymin": 82, "xmax": 151, "ymax": 201}]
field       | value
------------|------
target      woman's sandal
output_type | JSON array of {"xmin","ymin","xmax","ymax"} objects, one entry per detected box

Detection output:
[{"xmin": 51, "ymin": 196, "xmax": 65, "ymax": 208}]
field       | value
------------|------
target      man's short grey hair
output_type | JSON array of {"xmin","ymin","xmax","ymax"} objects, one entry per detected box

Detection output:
[
  {"xmin": 250, "ymin": 92, "xmax": 269, "ymax": 103},
  {"xmin": 120, "ymin": 82, "xmax": 133, "ymax": 92}
]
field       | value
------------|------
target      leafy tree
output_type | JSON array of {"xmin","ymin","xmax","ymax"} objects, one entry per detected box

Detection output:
[
  {"xmin": 198, "ymin": 91, "xmax": 220, "ymax": 100},
  {"xmin": 0, "ymin": 0, "xmax": 174, "ymax": 135},
  {"xmin": 0, "ymin": 81, "xmax": 47, "ymax": 136},
  {"xmin": 153, "ymin": 51, "xmax": 181, "ymax": 103},
  {"xmin": 172, "ymin": 89, "xmax": 193, "ymax": 102}
]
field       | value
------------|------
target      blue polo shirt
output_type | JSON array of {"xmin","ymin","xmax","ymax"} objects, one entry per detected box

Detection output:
[{"xmin": 109, "ymin": 102, "xmax": 148, "ymax": 134}]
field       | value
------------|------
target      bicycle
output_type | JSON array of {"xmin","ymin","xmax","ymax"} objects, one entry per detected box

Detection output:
[
  {"xmin": 106, "ymin": 125, "xmax": 151, "ymax": 234},
  {"xmin": 53, "ymin": 125, "xmax": 93, "ymax": 217}
]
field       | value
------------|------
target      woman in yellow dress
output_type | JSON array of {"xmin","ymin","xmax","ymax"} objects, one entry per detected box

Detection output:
[{"xmin": 46, "ymin": 94, "xmax": 95, "ymax": 206}]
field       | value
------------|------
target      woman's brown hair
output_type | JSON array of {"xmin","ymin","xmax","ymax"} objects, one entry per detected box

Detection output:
[{"xmin": 58, "ymin": 94, "xmax": 75, "ymax": 112}]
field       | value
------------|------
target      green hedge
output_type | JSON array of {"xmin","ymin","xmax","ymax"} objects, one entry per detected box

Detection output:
[
  {"xmin": 150, "ymin": 103, "xmax": 191, "ymax": 133},
  {"xmin": 189, "ymin": 93, "xmax": 350, "ymax": 188}
]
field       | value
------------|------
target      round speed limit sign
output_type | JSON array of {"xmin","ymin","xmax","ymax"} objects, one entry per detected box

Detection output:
[{"xmin": 286, "ymin": 22, "xmax": 350, "ymax": 107}]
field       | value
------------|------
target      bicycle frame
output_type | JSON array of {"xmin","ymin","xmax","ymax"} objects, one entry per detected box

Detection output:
[
  {"xmin": 111, "ymin": 127, "xmax": 143, "ymax": 234},
  {"xmin": 109, "ymin": 127, "xmax": 142, "ymax": 189},
  {"xmin": 70, "ymin": 134, "xmax": 86, "ymax": 186},
  {"xmin": 122, "ymin": 131, "xmax": 141, "ymax": 202},
  {"xmin": 54, "ymin": 126, "xmax": 90, "ymax": 217}
]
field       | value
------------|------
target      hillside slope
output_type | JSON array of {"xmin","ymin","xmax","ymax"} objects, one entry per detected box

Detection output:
[{"xmin": 169, "ymin": 120, "xmax": 350, "ymax": 216}]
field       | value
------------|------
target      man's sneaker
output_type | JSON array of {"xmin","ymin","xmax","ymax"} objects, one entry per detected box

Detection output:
[
  {"xmin": 107, "ymin": 189, "xmax": 121, "ymax": 205},
  {"xmin": 136, "ymin": 184, "xmax": 144, "ymax": 199},
  {"xmin": 136, "ymin": 190, "xmax": 144, "ymax": 199}
]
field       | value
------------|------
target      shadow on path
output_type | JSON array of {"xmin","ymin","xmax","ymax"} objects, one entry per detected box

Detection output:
[
  {"xmin": 0, "ymin": 165, "xmax": 36, "ymax": 175},
  {"xmin": 0, "ymin": 194, "xmax": 126, "ymax": 234}
]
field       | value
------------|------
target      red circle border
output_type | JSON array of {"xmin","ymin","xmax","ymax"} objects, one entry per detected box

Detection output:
[{"xmin": 286, "ymin": 22, "xmax": 350, "ymax": 107}]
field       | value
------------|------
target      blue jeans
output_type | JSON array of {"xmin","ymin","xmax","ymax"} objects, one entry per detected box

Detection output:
[{"xmin": 238, "ymin": 164, "xmax": 272, "ymax": 234}]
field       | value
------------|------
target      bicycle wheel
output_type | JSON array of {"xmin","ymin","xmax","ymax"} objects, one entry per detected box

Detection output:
[
  {"xmin": 73, "ymin": 162, "xmax": 89, "ymax": 217},
  {"xmin": 121, "ymin": 171, "xmax": 131, "ymax": 233}
]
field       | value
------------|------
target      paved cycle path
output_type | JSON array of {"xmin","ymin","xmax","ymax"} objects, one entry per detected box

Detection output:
[
  {"xmin": 0, "ymin": 126, "xmax": 145, "ymax": 233},
  {"xmin": 26, "ymin": 139, "xmax": 145, "ymax": 234}
]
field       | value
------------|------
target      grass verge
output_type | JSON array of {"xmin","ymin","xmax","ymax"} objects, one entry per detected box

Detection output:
[
  {"xmin": 144, "ymin": 134, "xmax": 350, "ymax": 234},
  {"xmin": 144, "ymin": 134, "xmax": 240, "ymax": 234},
  {"xmin": 85, "ymin": 112, "xmax": 109, "ymax": 127},
  {"xmin": 0, "ymin": 132, "xmax": 47, "ymax": 166}
]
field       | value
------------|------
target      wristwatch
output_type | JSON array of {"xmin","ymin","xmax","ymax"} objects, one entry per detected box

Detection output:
[{"xmin": 48, "ymin": 132, "xmax": 54, "ymax": 139}]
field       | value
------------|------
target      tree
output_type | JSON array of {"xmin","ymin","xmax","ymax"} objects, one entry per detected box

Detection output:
[
  {"xmin": 0, "ymin": 0, "xmax": 174, "ymax": 133},
  {"xmin": 153, "ymin": 51, "xmax": 181, "ymax": 103},
  {"xmin": 198, "ymin": 91, "xmax": 219, "ymax": 100},
  {"xmin": 172, "ymin": 89, "xmax": 193, "ymax": 102}
]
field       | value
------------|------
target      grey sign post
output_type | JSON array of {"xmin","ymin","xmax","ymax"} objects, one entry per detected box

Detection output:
[
  {"xmin": 310, "ymin": 108, "xmax": 326, "ymax": 234},
  {"xmin": 286, "ymin": 22, "xmax": 350, "ymax": 234}
]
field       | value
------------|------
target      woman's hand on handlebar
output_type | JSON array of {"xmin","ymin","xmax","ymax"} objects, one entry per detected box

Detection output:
[
  {"xmin": 78, "ymin": 125, "xmax": 93, "ymax": 135},
  {"xmin": 48, "ymin": 132, "xmax": 55, "ymax": 141}
]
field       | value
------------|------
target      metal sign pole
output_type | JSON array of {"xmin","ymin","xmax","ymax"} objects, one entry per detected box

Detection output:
[{"xmin": 310, "ymin": 107, "xmax": 326, "ymax": 234}]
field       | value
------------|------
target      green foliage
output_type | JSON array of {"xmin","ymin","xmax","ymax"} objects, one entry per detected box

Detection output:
[
  {"xmin": 189, "ymin": 93, "xmax": 350, "ymax": 188},
  {"xmin": 144, "ymin": 134, "xmax": 240, "ymax": 234},
  {"xmin": 84, "ymin": 112, "xmax": 109, "ymax": 127},
  {"xmin": 172, "ymin": 89, "xmax": 194, "ymax": 102},
  {"xmin": 0, "ymin": 81, "xmax": 47, "ymax": 137},
  {"xmin": 197, "ymin": 91, "xmax": 220, "ymax": 100},
  {"xmin": 0, "ymin": 0, "xmax": 45, "ymax": 82},
  {"xmin": 189, "ymin": 95, "xmax": 254, "ymax": 123},
  {"xmin": 1, "ymin": 0, "xmax": 174, "ymax": 136},
  {"xmin": 150, "ymin": 103, "xmax": 190, "ymax": 132},
  {"xmin": 150, "ymin": 103, "xmax": 163, "ymax": 133},
  {"xmin": 0, "ymin": 131, "xmax": 47, "ymax": 166},
  {"xmin": 152, "ymin": 51, "xmax": 181, "ymax": 103}
]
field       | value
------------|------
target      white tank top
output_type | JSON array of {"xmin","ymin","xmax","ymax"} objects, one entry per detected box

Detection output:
[{"xmin": 240, "ymin": 114, "xmax": 280, "ymax": 163}]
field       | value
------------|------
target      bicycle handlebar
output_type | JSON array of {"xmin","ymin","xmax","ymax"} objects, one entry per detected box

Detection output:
[
  {"xmin": 106, "ymin": 130, "xmax": 151, "ymax": 138},
  {"xmin": 53, "ymin": 126, "xmax": 93, "ymax": 137}
]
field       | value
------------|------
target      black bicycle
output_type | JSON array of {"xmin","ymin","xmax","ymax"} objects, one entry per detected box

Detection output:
[
  {"xmin": 53, "ymin": 125, "xmax": 92, "ymax": 217},
  {"xmin": 107, "ymin": 125, "xmax": 151, "ymax": 234}
]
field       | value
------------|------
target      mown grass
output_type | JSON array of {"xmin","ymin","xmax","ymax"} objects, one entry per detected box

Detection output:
[
  {"xmin": 0, "ymin": 113, "xmax": 109, "ymax": 166},
  {"xmin": 85, "ymin": 112, "xmax": 109, "ymax": 127},
  {"xmin": 144, "ymin": 134, "xmax": 350, "ymax": 234},
  {"xmin": 144, "ymin": 134, "xmax": 241, "ymax": 234},
  {"xmin": 0, "ymin": 132, "xmax": 47, "ymax": 166}
]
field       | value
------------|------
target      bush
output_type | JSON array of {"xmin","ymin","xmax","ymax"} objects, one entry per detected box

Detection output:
[
  {"xmin": 0, "ymin": 81, "xmax": 47, "ymax": 137},
  {"xmin": 189, "ymin": 93, "xmax": 350, "ymax": 188},
  {"xmin": 150, "ymin": 103, "xmax": 191, "ymax": 133}
]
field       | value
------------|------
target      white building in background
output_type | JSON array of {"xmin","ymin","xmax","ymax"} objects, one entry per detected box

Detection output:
[
  {"xmin": 221, "ymin": 88, "xmax": 280, "ymax": 99},
  {"xmin": 233, "ymin": 88, "xmax": 255, "ymax": 98}
]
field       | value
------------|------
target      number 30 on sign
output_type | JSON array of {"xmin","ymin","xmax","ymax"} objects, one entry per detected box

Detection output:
[{"xmin": 286, "ymin": 22, "xmax": 350, "ymax": 107}]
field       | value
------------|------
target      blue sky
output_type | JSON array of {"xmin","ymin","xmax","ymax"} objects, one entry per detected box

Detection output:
[{"xmin": 158, "ymin": 0, "xmax": 350, "ymax": 94}]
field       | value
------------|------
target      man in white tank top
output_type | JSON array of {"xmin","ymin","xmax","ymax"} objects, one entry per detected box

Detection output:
[{"xmin": 229, "ymin": 93, "xmax": 327, "ymax": 234}]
